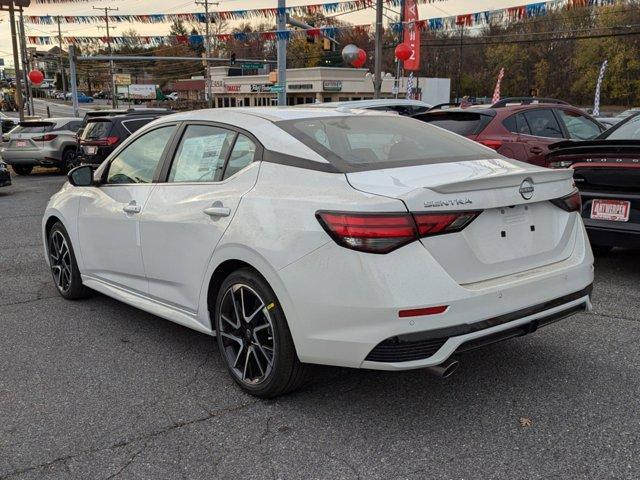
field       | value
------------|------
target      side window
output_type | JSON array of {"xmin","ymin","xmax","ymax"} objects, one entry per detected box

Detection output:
[
  {"xmin": 168, "ymin": 125, "xmax": 235, "ymax": 183},
  {"xmin": 522, "ymin": 109, "xmax": 563, "ymax": 138},
  {"xmin": 556, "ymin": 109, "xmax": 602, "ymax": 140},
  {"xmin": 503, "ymin": 113, "xmax": 531, "ymax": 135},
  {"xmin": 107, "ymin": 125, "xmax": 176, "ymax": 184},
  {"xmin": 122, "ymin": 118, "xmax": 154, "ymax": 135},
  {"xmin": 223, "ymin": 134, "xmax": 257, "ymax": 180}
]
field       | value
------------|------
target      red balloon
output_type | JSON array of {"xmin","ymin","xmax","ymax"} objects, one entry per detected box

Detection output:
[
  {"xmin": 28, "ymin": 70, "xmax": 44, "ymax": 85},
  {"xmin": 395, "ymin": 43, "xmax": 413, "ymax": 61},
  {"xmin": 352, "ymin": 49, "xmax": 367, "ymax": 68}
]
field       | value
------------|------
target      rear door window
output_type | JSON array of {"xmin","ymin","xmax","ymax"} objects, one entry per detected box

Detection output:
[
  {"xmin": 168, "ymin": 125, "xmax": 236, "ymax": 183},
  {"xmin": 521, "ymin": 109, "xmax": 563, "ymax": 138},
  {"xmin": 415, "ymin": 111, "xmax": 493, "ymax": 136},
  {"xmin": 503, "ymin": 113, "xmax": 531, "ymax": 135},
  {"xmin": 556, "ymin": 109, "xmax": 602, "ymax": 140},
  {"xmin": 223, "ymin": 134, "xmax": 257, "ymax": 179}
]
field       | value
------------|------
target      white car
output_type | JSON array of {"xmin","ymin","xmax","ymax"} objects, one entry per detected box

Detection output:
[
  {"xmin": 308, "ymin": 98, "xmax": 432, "ymax": 116},
  {"xmin": 43, "ymin": 107, "xmax": 594, "ymax": 397}
]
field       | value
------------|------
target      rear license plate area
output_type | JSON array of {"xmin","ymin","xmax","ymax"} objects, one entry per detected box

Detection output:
[
  {"xmin": 590, "ymin": 199, "xmax": 630, "ymax": 222},
  {"xmin": 84, "ymin": 146, "xmax": 97, "ymax": 155},
  {"xmin": 15, "ymin": 140, "xmax": 27, "ymax": 148}
]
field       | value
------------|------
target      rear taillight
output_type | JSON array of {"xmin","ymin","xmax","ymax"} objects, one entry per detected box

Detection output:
[
  {"xmin": 83, "ymin": 136, "xmax": 120, "ymax": 146},
  {"xmin": 33, "ymin": 134, "xmax": 57, "ymax": 142},
  {"xmin": 478, "ymin": 139, "xmax": 503, "ymax": 150},
  {"xmin": 413, "ymin": 212, "xmax": 479, "ymax": 236},
  {"xmin": 550, "ymin": 190, "xmax": 582, "ymax": 212},
  {"xmin": 316, "ymin": 210, "xmax": 481, "ymax": 254}
]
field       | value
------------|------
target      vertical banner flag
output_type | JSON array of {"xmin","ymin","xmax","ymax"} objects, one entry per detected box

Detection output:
[
  {"xmin": 403, "ymin": 0, "xmax": 420, "ymax": 71},
  {"xmin": 492, "ymin": 67, "xmax": 505, "ymax": 103},
  {"xmin": 406, "ymin": 72, "xmax": 415, "ymax": 100},
  {"xmin": 593, "ymin": 60, "xmax": 608, "ymax": 117}
]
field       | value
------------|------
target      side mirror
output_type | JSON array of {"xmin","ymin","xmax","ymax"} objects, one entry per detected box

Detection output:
[{"xmin": 68, "ymin": 165, "xmax": 95, "ymax": 187}]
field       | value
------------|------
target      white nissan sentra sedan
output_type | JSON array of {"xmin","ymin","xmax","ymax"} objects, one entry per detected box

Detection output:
[{"xmin": 43, "ymin": 107, "xmax": 594, "ymax": 397}]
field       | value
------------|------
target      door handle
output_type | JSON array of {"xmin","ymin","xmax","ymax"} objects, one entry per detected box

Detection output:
[
  {"xmin": 530, "ymin": 147, "xmax": 543, "ymax": 154},
  {"xmin": 203, "ymin": 206, "xmax": 231, "ymax": 218},
  {"xmin": 123, "ymin": 202, "xmax": 141, "ymax": 214}
]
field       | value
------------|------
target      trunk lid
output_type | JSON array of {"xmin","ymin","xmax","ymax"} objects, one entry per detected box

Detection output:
[{"xmin": 346, "ymin": 158, "xmax": 579, "ymax": 284}]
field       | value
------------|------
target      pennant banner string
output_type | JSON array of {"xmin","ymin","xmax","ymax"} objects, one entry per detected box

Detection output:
[{"xmin": 26, "ymin": 0, "xmax": 629, "ymax": 46}]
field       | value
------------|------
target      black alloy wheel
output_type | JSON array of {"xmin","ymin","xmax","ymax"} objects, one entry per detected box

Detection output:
[
  {"xmin": 214, "ymin": 268, "xmax": 309, "ymax": 398},
  {"xmin": 48, "ymin": 222, "xmax": 90, "ymax": 300}
]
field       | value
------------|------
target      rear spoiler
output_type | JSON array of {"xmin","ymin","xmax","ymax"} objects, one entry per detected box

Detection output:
[
  {"xmin": 430, "ymin": 169, "xmax": 573, "ymax": 194},
  {"xmin": 548, "ymin": 139, "xmax": 640, "ymax": 156}
]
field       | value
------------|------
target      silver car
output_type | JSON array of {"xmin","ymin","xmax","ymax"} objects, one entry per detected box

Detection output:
[{"xmin": 0, "ymin": 117, "xmax": 82, "ymax": 175}]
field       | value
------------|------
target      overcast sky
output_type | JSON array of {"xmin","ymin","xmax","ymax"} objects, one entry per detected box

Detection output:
[{"xmin": 0, "ymin": 0, "xmax": 524, "ymax": 68}]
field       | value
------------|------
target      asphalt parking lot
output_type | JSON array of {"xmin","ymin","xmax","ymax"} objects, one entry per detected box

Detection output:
[{"xmin": 1, "ymin": 171, "xmax": 639, "ymax": 480}]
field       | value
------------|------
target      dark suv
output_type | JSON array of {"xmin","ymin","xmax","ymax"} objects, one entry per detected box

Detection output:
[
  {"xmin": 414, "ymin": 98, "xmax": 606, "ymax": 166},
  {"xmin": 79, "ymin": 109, "xmax": 173, "ymax": 166}
]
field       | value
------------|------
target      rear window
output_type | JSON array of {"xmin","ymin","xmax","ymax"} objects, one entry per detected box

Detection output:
[
  {"xmin": 414, "ymin": 111, "xmax": 493, "ymax": 136},
  {"xmin": 277, "ymin": 115, "xmax": 497, "ymax": 172},
  {"xmin": 14, "ymin": 122, "xmax": 54, "ymax": 134},
  {"xmin": 82, "ymin": 120, "xmax": 114, "ymax": 140},
  {"xmin": 604, "ymin": 114, "xmax": 640, "ymax": 140}
]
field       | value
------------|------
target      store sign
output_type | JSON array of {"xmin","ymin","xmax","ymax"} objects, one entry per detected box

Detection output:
[
  {"xmin": 225, "ymin": 84, "xmax": 241, "ymax": 92},
  {"xmin": 323, "ymin": 80, "xmax": 342, "ymax": 92},
  {"xmin": 211, "ymin": 80, "xmax": 225, "ymax": 94},
  {"xmin": 250, "ymin": 84, "xmax": 276, "ymax": 93},
  {"xmin": 288, "ymin": 83, "xmax": 313, "ymax": 90},
  {"xmin": 113, "ymin": 74, "xmax": 132, "ymax": 86}
]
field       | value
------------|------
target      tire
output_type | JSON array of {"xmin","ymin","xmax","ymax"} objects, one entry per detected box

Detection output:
[
  {"xmin": 592, "ymin": 244, "xmax": 613, "ymax": 255},
  {"xmin": 47, "ymin": 222, "xmax": 90, "ymax": 300},
  {"xmin": 214, "ymin": 268, "xmax": 309, "ymax": 398},
  {"xmin": 58, "ymin": 148, "xmax": 77, "ymax": 174},
  {"xmin": 12, "ymin": 165, "xmax": 33, "ymax": 176}
]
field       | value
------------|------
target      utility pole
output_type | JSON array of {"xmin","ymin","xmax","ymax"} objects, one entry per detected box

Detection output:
[
  {"xmin": 18, "ymin": 7, "xmax": 33, "ymax": 116},
  {"xmin": 56, "ymin": 16, "xmax": 68, "ymax": 97},
  {"xmin": 7, "ymin": 2, "xmax": 24, "ymax": 121},
  {"xmin": 94, "ymin": 6, "xmax": 119, "ymax": 108},
  {"xmin": 456, "ymin": 23, "xmax": 464, "ymax": 103},
  {"xmin": 196, "ymin": 0, "xmax": 218, "ymax": 109},
  {"xmin": 373, "ymin": 0, "xmax": 383, "ymax": 99},
  {"xmin": 276, "ymin": 0, "xmax": 286, "ymax": 106},
  {"xmin": 68, "ymin": 44, "xmax": 79, "ymax": 118}
]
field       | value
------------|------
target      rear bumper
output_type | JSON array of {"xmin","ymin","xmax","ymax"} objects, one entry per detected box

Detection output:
[
  {"xmin": 1, "ymin": 147, "xmax": 64, "ymax": 166},
  {"xmin": 278, "ymin": 214, "xmax": 594, "ymax": 370},
  {"xmin": 580, "ymin": 190, "xmax": 640, "ymax": 247}
]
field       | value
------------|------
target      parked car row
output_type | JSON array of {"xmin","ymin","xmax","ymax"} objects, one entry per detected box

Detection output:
[{"xmin": 0, "ymin": 108, "xmax": 172, "ymax": 176}]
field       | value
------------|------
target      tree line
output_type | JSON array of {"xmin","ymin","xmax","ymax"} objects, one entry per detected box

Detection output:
[{"xmin": 72, "ymin": 4, "xmax": 639, "ymax": 106}]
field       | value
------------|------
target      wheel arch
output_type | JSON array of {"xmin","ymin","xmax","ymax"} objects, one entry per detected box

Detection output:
[{"xmin": 199, "ymin": 247, "xmax": 299, "ymax": 342}]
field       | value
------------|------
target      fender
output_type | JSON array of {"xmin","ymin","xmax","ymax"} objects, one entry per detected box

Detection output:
[{"xmin": 195, "ymin": 243, "xmax": 301, "ymax": 344}]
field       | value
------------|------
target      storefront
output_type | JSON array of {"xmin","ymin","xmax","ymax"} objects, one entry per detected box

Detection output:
[{"xmin": 208, "ymin": 66, "xmax": 450, "ymax": 107}]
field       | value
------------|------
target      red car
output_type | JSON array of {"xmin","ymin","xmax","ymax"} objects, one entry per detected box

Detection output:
[{"xmin": 414, "ymin": 98, "xmax": 606, "ymax": 167}]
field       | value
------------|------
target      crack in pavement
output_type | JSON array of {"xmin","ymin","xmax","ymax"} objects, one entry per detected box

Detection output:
[
  {"xmin": 0, "ymin": 295, "xmax": 60, "ymax": 308},
  {"xmin": 0, "ymin": 400, "xmax": 258, "ymax": 480},
  {"xmin": 103, "ymin": 442, "xmax": 148, "ymax": 480}
]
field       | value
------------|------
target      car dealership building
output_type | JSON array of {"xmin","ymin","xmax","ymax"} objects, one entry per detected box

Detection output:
[{"xmin": 200, "ymin": 66, "xmax": 450, "ymax": 107}]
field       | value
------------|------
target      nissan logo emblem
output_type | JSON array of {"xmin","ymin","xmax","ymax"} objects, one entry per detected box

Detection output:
[{"xmin": 519, "ymin": 178, "xmax": 535, "ymax": 200}]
